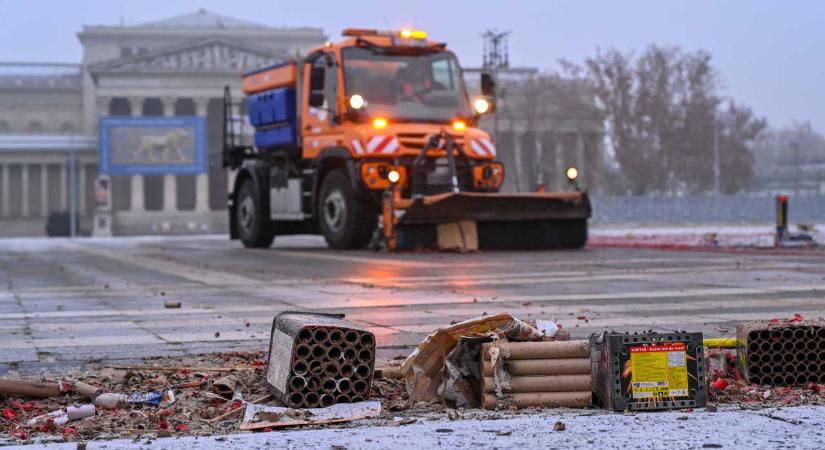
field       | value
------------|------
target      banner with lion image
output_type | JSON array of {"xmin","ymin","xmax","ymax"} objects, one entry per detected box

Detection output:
[{"xmin": 99, "ymin": 117, "xmax": 207, "ymax": 175}]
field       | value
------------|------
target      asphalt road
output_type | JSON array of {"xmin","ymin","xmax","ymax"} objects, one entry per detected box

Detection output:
[{"xmin": 1, "ymin": 235, "xmax": 825, "ymax": 374}]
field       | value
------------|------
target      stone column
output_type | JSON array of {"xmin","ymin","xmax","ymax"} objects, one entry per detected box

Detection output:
[
  {"xmin": 576, "ymin": 132, "xmax": 586, "ymax": 186},
  {"xmin": 20, "ymin": 164, "xmax": 29, "ymax": 217},
  {"xmin": 161, "ymin": 97, "xmax": 177, "ymax": 212},
  {"xmin": 128, "ymin": 97, "xmax": 145, "ymax": 212},
  {"xmin": 512, "ymin": 129, "xmax": 524, "ymax": 192},
  {"xmin": 41, "ymin": 164, "xmax": 48, "ymax": 218},
  {"xmin": 162, "ymin": 97, "xmax": 176, "ymax": 117},
  {"xmin": 535, "ymin": 132, "xmax": 544, "ymax": 189},
  {"xmin": 1, "ymin": 164, "xmax": 9, "ymax": 217},
  {"xmin": 78, "ymin": 163, "xmax": 86, "ymax": 214},
  {"xmin": 554, "ymin": 137, "xmax": 564, "ymax": 191},
  {"xmin": 95, "ymin": 97, "xmax": 111, "ymax": 134},
  {"xmin": 194, "ymin": 98, "xmax": 210, "ymax": 212},
  {"xmin": 59, "ymin": 163, "xmax": 67, "ymax": 210}
]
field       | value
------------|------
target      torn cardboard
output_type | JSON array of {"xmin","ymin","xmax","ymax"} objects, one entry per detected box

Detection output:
[
  {"xmin": 400, "ymin": 313, "xmax": 546, "ymax": 403},
  {"xmin": 240, "ymin": 400, "xmax": 382, "ymax": 430},
  {"xmin": 437, "ymin": 221, "xmax": 478, "ymax": 251}
]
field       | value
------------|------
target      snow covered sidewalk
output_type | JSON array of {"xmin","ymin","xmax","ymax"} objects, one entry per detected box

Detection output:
[
  {"xmin": 18, "ymin": 405, "xmax": 825, "ymax": 450},
  {"xmin": 589, "ymin": 224, "xmax": 824, "ymax": 249}
]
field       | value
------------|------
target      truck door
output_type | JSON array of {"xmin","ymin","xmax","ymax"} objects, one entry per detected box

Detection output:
[{"xmin": 302, "ymin": 52, "xmax": 342, "ymax": 158}]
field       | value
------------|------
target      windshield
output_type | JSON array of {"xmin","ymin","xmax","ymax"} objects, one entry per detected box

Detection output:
[{"xmin": 342, "ymin": 47, "xmax": 471, "ymax": 123}]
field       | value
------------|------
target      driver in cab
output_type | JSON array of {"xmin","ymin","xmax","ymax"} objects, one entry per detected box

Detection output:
[{"xmin": 393, "ymin": 62, "xmax": 445, "ymax": 102}]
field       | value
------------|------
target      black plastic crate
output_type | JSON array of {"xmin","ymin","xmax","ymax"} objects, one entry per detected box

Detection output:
[{"xmin": 591, "ymin": 331, "xmax": 707, "ymax": 411}]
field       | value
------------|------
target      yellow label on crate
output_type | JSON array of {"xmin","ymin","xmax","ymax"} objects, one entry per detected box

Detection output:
[{"xmin": 629, "ymin": 343, "xmax": 689, "ymax": 399}]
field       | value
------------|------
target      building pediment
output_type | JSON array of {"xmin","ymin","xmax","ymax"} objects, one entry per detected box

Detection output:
[{"xmin": 89, "ymin": 38, "xmax": 289, "ymax": 76}]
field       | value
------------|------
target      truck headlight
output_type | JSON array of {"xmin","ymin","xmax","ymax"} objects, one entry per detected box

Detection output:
[
  {"xmin": 473, "ymin": 97, "xmax": 491, "ymax": 115},
  {"xmin": 387, "ymin": 170, "xmax": 401, "ymax": 184},
  {"xmin": 349, "ymin": 94, "xmax": 365, "ymax": 110},
  {"xmin": 566, "ymin": 167, "xmax": 579, "ymax": 182}
]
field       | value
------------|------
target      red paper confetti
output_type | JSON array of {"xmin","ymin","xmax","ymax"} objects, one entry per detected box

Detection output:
[
  {"xmin": 39, "ymin": 419, "xmax": 55, "ymax": 433},
  {"xmin": 2, "ymin": 408, "xmax": 17, "ymax": 421},
  {"xmin": 712, "ymin": 379, "xmax": 729, "ymax": 390},
  {"xmin": 11, "ymin": 427, "xmax": 29, "ymax": 440},
  {"xmin": 62, "ymin": 427, "xmax": 78, "ymax": 442}
]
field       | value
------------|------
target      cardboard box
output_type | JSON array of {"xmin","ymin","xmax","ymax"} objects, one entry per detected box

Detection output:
[{"xmin": 437, "ymin": 221, "xmax": 478, "ymax": 251}]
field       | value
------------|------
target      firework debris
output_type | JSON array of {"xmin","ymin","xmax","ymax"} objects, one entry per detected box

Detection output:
[
  {"xmin": 0, "ymin": 351, "xmax": 406, "ymax": 444},
  {"xmin": 240, "ymin": 400, "xmax": 381, "ymax": 430},
  {"xmin": 2, "ymin": 314, "xmax": 824, "ymax": 444}
]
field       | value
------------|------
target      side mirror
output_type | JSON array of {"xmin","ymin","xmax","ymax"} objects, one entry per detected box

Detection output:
[
  {"xmin": 309, "ymin": 92, "xmax": 325, "ymax": 108},
  {"xmin": 310, "ymin": 67, "xmax": 325, "ymax": 91},
  {"xmin": 481, "ymin": 72, "xmax": 495, "ymax": 96}
]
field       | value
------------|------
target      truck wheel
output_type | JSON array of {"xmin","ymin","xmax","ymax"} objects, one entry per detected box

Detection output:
[
  {"xmin": 236, "ymin": 179, "xmax": 275, "ymax": 248},
  {"xmin": 318, "ymin": 170, "xmax": 377, "ymax": 249}
]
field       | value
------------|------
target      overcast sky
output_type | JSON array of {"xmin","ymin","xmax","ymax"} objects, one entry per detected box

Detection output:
[{"xmin": 0, "ymin": 0, "xmax": 822, "ymax": 131}]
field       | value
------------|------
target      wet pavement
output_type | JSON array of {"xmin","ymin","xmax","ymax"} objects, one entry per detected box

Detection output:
[{"xmin": 1, "ymin": 235, "xmax": 824, "ymax": 375}]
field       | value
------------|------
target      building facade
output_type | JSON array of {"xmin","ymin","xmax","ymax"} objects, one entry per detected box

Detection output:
[
  {"xmin": 0, "ymin": 13, "xmax": 604, "ymax": 237},
  {"xmin": 0, "ymin": 10, "xmax": 324, "ymax": 236}
]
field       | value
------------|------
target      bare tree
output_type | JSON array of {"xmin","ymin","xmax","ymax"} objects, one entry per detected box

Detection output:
[{"xmin": 568, "ymin": 44, "xmax": 765, "ymax": 194}]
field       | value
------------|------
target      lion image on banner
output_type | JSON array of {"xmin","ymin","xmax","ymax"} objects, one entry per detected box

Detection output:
[{"xmin": 132, "ymin": 128, "xmax": 191, "ymax": 162}]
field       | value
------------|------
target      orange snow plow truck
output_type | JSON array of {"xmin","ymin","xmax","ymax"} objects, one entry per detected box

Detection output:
[{"xmin": 223, "ymin": 28, "xmax": 590, "ymax": 250}]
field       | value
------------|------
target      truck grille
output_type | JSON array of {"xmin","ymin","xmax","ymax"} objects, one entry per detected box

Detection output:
[{"xmin": 397, "ymin": 133, "xmax": 465, "ymax": 151}]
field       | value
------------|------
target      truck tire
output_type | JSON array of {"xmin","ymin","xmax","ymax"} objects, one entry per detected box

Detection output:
[
  {"xmin": 318, "ymin": 170, "xmax": 377, "ymax": 249},
  {"xmin": 236, "ymin": 179, "xmax": 275, "ymax": 248}
]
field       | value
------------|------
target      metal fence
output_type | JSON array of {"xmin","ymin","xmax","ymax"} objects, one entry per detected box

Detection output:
[{"xmin": 591, "ymin": 195, "xmax": 825, "ymax": 225}]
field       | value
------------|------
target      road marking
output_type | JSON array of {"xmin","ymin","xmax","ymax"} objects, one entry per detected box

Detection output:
[
  {"xmin": 62, "ymin": 242, "xmax": 265, "ymax": 286},
  {"xmin": 2, "ymin": 334, "xmax": 164, "ymax": 350},
  {"xmin": 14, "ymin": 296, "xmax": 823, "ymax": 335}
]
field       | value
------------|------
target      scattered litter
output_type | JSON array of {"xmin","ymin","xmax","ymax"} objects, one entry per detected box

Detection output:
[
  {"xmin": 240, "ymin": 400, "xmax": 381, "ymax": 431},
  {"xmin": 164, "ymin": 301, "xmax": 182, "ymax": 309},
  {"xmin": 535, "ymin": 320, "xmax": 559, "ymax": 338},
  {"xmin": 553, "ymin": 421, "xmax": 566, "ymax": 431},
  {"xmin": 393, "ymin": 417, "xmax": 417, "ymax": 426},
  {"xmin": 212, "ymin": 376, "xmax": 239, "ymax": 398},
  {"xmin": 27, "ymin": 404, "xmax": 95, "ymax": 427}
]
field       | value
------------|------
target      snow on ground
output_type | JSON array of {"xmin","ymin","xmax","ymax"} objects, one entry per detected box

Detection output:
[
  {"xmin": 13, "ymin": 405, "xmax": 825, "ymax": 450},
  {"xmin": 590, "ymin": 224, "xmax": 824, "ymax": 248}
]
